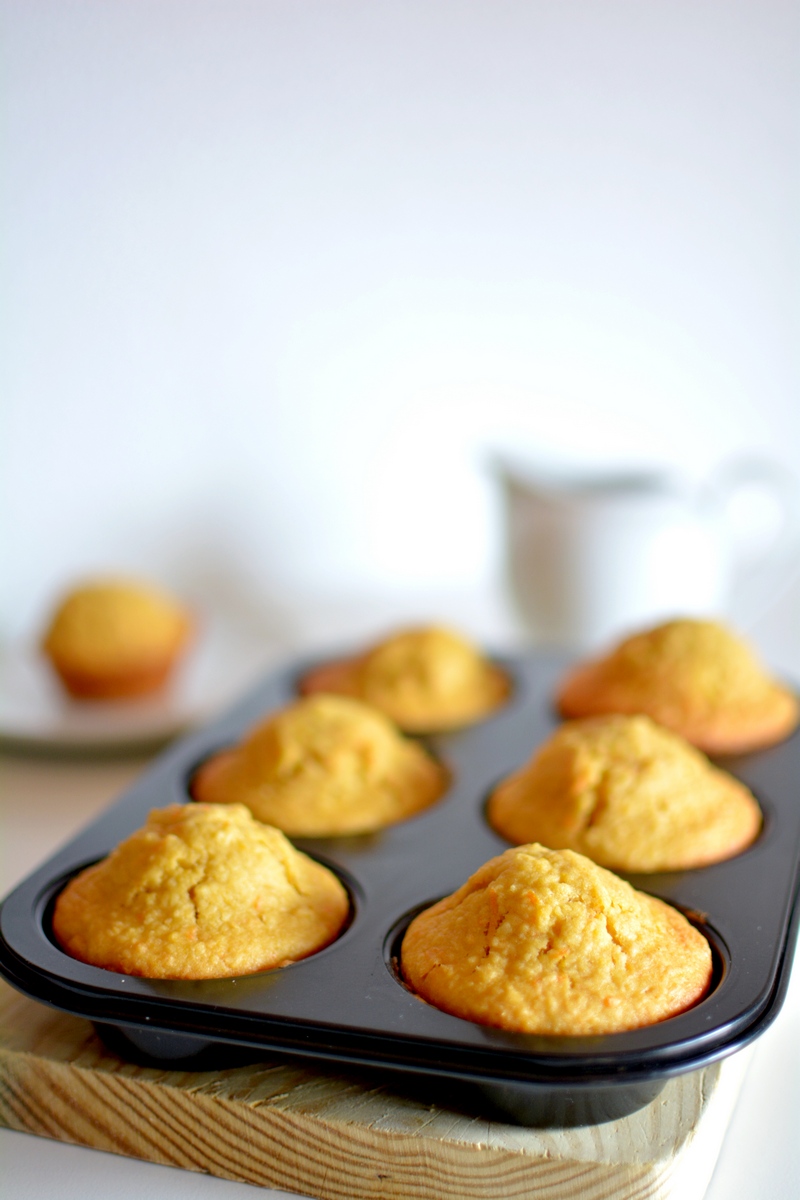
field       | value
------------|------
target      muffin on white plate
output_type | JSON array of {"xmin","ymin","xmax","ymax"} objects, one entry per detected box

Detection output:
[{"xmin": 41, "ymin": 577, "xmax": 194, "ymax": 700}]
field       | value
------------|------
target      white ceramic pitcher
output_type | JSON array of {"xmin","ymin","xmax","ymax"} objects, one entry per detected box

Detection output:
[{"xmin": 494, "ymin": 456, "xmax": 799, "ymax": 649}]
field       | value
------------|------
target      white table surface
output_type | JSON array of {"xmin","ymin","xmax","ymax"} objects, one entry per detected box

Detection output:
[{"xmin": 2, "ymin": 589, "xmax": 799, "ymax": 1199}]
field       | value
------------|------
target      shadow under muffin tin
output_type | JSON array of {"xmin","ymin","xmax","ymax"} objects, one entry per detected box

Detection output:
[{"xmin": 1, "ymin": 649, "xmax": 799, "ymax": 1128}]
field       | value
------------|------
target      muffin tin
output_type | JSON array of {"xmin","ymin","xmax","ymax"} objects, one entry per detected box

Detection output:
[{"xmin": 2, "ymin": 648, "xmax": 800, "ymax": 1128}]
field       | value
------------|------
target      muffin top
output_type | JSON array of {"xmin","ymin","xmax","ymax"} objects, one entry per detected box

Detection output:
[
  {"xmin": 556, "ymin": 618, "xmax": 798, "ymax": 754},
  {"xmin": 52, "ymin": 803, "xmax": 350, "ymax": 979},
  {"xmin": 300, "ymin": 625, "xmax": 509, "ymax": 732},
  {"xmin": 401, "ymin": 843, "xmax": 712, "ymax": 1036},
  {"xmin": 192, "ymin": 694, "xmax": 447, "ymax": 836},
  {"xmin": 487, "ymin": 715, "xmax": 761, "ymax": 871},
  {"xmin": 42, "ymin": 577, "xmax": 192, "ymax": 692}
]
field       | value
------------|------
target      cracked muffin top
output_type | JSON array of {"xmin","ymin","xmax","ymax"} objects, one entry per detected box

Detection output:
[
  {"xmin": 487, "ymin": 715, "xmax": 761, "ymax": 872},
  {"xmin": 299, "ymin": 625, "xmax": 510, "ymax": 732},
  {"xmin": 41, "ymin": 577, "xmax": 193, "ymax": 699},
  {"xmin": 401, "ymin": 843, "xmax": 713, "ymax": 1036},
  {"xmin": 191, "ymin": 694, "xmax": 448, "ymax": 836},
  {"xmin": 556, "ymin": 618, "xmax": 798, "ymax": 754},
  {"xmin": 52, "ymin": 803, "xmax": 350, "ymax": 979}
]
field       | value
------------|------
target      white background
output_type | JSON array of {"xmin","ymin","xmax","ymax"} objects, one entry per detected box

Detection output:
[{"xmin": 2, "ymin": 0, "xmax": 799, "ymax": 640}]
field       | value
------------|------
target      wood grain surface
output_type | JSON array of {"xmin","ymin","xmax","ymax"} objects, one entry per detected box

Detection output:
[{"xmin": 0, "ymin": 980, "xmax": 749, "ymax": 1200}]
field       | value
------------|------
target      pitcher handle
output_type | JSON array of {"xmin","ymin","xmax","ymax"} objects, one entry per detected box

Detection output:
[{"xmin": 702, "ymin": 457, "xmax": 800, "ymax": 629}]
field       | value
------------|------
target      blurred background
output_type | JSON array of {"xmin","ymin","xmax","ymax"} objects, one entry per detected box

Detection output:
[{"xmin": 3, "ymin": 0, "xmax": 799, "ymax": 663}]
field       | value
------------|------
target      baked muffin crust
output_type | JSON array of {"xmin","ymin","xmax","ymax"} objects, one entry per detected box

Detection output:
[
  {"xmin": 557, "ymin": 618, "xmax": 798, "ymax": 754},
  {"xmin": 487, "ymin": 715, "xmax": 761, "ymax": 871},
  {"xmin": 300, "ymin": 625, "xmax": 509, "ymax": 732},
  {"xmin": 401, "ymin": 844, "xmax": 713, "ymax": 1036},
  {"xmin": 192, "ymin": 694, "xmax": 448, "ymax": 836},
  {"xmin": 52, "ymin": 803, "xmax": 350, "ymax": 979},
  {"xmin": 41, "ymin": 577, "xmax": 193, "ymax": 699}
]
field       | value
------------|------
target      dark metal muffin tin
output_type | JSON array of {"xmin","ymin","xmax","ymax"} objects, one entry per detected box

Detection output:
[{"xmin": 2, "ymin": 649, "xmax": 800, "ymax": 1127}]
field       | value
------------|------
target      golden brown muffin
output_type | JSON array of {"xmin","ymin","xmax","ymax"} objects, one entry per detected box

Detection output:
[
  {"xmin": 401, "ymin": 844, "xmax": 712, "ymax": 1036},
  {"xmin": 52, "ymin": 803, "xmax": 349, "ymax": 979},
  {"xmin": 192, "ymin": 694, "xmax": 448, "ymax": 836},
  {"xmin": 487, "ymin": 715, "xmax": 761, "ymax": 871},
  {"xmin": 299, "ymin": 625, "xmax": 509, "ymax": 732},
  {"xmin": 557, "ymin": 618, "xmax": 798, "ymax": 754},
  {"xmin": 41, "ymin": 578, "xmax": 194, "ymax": 699}
]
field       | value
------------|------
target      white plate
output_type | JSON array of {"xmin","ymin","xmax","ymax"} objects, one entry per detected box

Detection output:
[{"xmin": 0, "ymin": 621, "xmax": 283, "ymax": 753}]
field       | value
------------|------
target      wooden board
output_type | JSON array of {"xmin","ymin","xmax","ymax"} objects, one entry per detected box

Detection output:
[{"xmin": 0, "ymin": 980, "xmax": 749, "ymax": 1200}]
